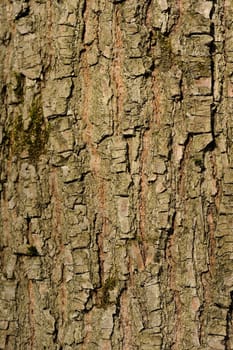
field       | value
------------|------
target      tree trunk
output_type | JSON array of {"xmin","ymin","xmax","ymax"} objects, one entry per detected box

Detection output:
[{"xmin": 1, "ymin": 0, "xmax": 233, "ymax": 349}]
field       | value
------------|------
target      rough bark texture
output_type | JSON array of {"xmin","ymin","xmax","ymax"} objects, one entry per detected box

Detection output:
[{"xmin": 0, "ymin": 0, "xmax": 233, "ymax": 349}]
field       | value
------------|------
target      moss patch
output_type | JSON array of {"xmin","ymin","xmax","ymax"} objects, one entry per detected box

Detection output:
[
  {"xmin": 27, "ymin": 97, "xmax": 49, "ymax": 160},
  {"xmin": 10, "ymin": 96, "xmax": 49, "ymax": 162},
  {"xmin": 100, "ymin": 277, "xmax": 117, "ymax": 308},
  {"xmin": 153, "ymin": 31, "xmax": 173, "ymax": 71}
]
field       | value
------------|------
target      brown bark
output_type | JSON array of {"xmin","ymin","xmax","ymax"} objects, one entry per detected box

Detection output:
[{"xmin": 0, "ymin": 0, "xmax": 233, "ymax": 349}]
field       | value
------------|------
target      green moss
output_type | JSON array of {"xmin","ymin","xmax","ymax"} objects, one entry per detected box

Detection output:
[
  {"xmin": 27, "ymin": 98, "xmax": 49, "ymax": 161},
  {"xmin": 100, "ymin": 277, "xmax": 116, "ymax": 308},
  {"xmin": 154, "ymin": 31, "xmax": 173, "ymax": 71},
  {"xmin": 10, "ymin": 115, "xmax": 24, "ymax": 157},
  {"xmin": 10, "ymin": 96, "xmax": 49, "ymax": 162}
]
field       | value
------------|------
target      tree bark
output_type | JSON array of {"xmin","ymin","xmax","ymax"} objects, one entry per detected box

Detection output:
[{"xmin": 1, "ymin": 0, "xmax": 233, "ymax": 349}]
